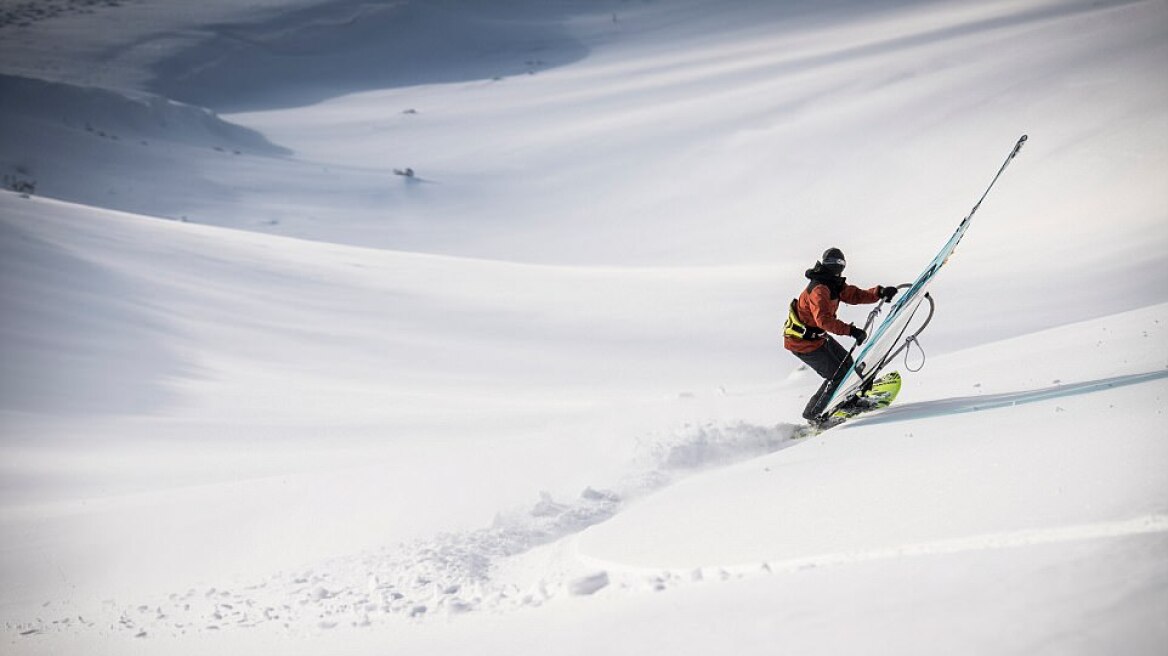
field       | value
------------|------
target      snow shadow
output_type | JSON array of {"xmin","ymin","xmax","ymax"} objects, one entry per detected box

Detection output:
[
  {"xmin": 0, "ymin": 75, "xmax": 289, "ymax": 156},
  {"xmin": 0, "ymin": 218, "xmax": 196, "ymax": 416},
  {"xmin": 781, "ymin": 0, "xmax": 1141, "ymax": 77},
  {"xmin": 843, "ymin": 370, "xmax": 1168, "ymax": 428},
  {"xmin": 146, "ymin": 0, "xmax": 592, "ymax": 113}
]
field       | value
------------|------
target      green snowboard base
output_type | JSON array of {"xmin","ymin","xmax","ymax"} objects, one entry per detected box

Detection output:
[
  {"xmin": 829, "ymin": 371, "xmax": 902, "ymax": 421},
  {"xmin": 792, "ymin": 371, "xmax": 903, "ymax": 439}
]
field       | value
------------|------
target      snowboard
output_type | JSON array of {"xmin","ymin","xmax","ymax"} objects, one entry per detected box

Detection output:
[
  {"xmin": 794, "ymin": 371, "xmax": 902, "ymax": 438},
  {"xmin": 830, "ymin": 370, "xmax": 902, "ymax": 421}
]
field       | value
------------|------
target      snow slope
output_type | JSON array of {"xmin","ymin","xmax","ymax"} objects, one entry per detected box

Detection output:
[
  {"xmin": 0, "ymin": 190, "xmax": 779, "ymax": 596},
  {"xmin": 4, "ymin": 196, "xmax": 1163, "ymax": 652},
  {"xmin": 578, "ymin": 309, "xmax": 1168, "ymax": 572},
  {"xmin": 2, "ymin": 0, "xmax": 1167, "ymax": 653}
]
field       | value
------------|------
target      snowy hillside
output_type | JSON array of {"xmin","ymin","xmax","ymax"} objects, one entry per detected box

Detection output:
[{"xmin": 2, "ymin": 0, "xmax": 1166, "ymax": 654}]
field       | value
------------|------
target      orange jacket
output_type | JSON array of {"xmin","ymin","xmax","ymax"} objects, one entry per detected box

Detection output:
[{"xmin": 784, "ymin": 282, "xmax": 881, "ymax": 353}]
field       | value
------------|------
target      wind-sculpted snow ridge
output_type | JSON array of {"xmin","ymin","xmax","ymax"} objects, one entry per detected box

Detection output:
[
  {"xmin": 147, "ymin": 0, "xmax": 592, "ymax": 112},
  {"xmin": 0, "ymin": 75, "xmax": 289, "ymax": 154},
  {"xmin": 0, "ymin": 74, "xmax": 292, "ymax": 222},
  {"xmin": 0, "ymin": 0, "xmax": 113, "ymax": 30},
  {"xmin": 6, "ymin": 422, "xmax": 802, "ymax": 640}
]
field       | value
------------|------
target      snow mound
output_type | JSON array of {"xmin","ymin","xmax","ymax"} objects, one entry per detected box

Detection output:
[
  {"xmin": 0, "ymin": 74, "xmax": 291, "ymax": 220},
  {"xmin": 0, "ymin": 204, "xmax": 189, "ymax": 415},
  {"xmin": 0, "ymin": 74, "xmax": 287, "ymax": 153}
]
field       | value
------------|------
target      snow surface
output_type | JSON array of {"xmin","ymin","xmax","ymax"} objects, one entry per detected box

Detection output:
[{"xmin": 1, "ymin": 0, "xmax": 1166, "ymax": 654}]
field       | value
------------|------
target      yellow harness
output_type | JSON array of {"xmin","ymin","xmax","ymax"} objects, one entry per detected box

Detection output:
[{"xmin": 784, "ymin": 299, "xmax": 825, "ymax": 340}]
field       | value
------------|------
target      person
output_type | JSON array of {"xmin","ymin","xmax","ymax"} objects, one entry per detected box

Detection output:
[{"xmin": 783, "ymin": 248, "xmax": 897, "ymax": 421}]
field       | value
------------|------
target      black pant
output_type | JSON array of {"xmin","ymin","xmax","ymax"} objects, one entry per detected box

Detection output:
[{"xmin": 793, "ymin": 336, "xmax": 853, "ymax": 420}]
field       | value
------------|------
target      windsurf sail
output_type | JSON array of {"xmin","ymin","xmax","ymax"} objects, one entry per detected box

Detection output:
[{"xmin": 817, "ymin": 135, "xmax": 1028, "ymax": 419}]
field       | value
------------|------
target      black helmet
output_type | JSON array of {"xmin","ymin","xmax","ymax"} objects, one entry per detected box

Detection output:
[{"xmin": 820, "ymin": 247, "xmax": 846, "ymax": 276}]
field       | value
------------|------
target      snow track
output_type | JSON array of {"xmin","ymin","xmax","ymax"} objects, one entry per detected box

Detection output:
[
  {"xmin": 580, "ymin": 514, "xmax": 1168, "ymax": 580},
  {"xmin": 852, "ymin": 370, "xmax": 1168, "ymax": 427},
  {"xmin": 5, "ymin": 421, "xmax": 804, "ymax": 640}
]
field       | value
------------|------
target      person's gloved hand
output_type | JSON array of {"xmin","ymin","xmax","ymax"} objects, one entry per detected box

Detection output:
[
  {"xmin": 879, "ymin": 285, "xmax": 898, "ymax": 302},
  {"xmin": 849, "ymin": 324, "xmax": 867, "ymax": 345}
]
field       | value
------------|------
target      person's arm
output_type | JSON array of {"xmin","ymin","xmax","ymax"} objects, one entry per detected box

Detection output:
[{"xmin": 840, "ymin": 284, "xmax": 881, "ymax": 305}]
